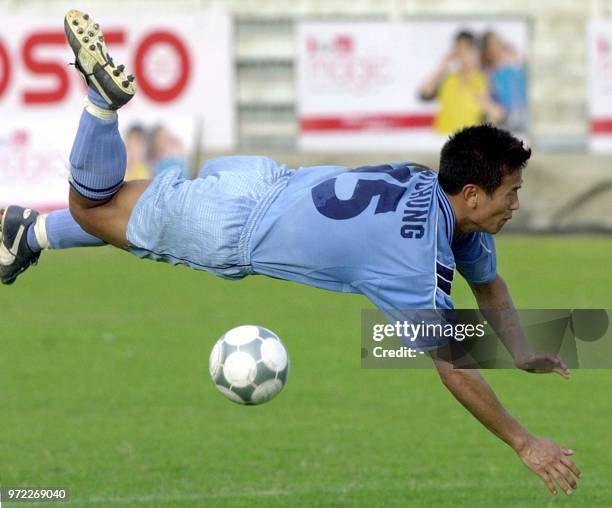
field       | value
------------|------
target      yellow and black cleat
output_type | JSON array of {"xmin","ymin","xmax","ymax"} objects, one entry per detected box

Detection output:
[{"xmin": 64, "ymin": 9, "xmax": 136, "ymax": 110}]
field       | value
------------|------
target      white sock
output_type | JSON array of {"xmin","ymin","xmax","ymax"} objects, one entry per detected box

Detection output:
[
  {"xmin": 83, "ymin": 96, "xmax": 117, "ymax": 120},
  {"xmin": 33, "ymin": 214, "xmax": 50, "ymax": 250}
]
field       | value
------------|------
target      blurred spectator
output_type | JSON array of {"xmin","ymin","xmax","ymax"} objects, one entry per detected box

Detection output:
[
  {"xmin": 148, "ymin": 125, "xmax": 189, "ymax": 179},
  {"xmin": 419, "ymin": 31, "xmax": 504, "ymax": 133},
  {"xmin": 481, "ymin": 31, "xmax": 528, "ymax": 133},
  {"xmin": 124, "ymin": 124, "xmax": 151, "ymax": 181}
]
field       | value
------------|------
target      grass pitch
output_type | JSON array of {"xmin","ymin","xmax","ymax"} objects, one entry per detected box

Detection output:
[{"xmin": 1, "ymin": 236, "xmax": 611, "ymax": 507}]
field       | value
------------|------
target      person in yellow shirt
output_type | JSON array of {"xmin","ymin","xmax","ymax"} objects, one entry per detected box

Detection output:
[{"xmin": 420, "ymin": 31, "xmax": 504, "ymax": 133}]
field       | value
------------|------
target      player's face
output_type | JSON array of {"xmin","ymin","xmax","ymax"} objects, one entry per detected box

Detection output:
[{"xmin": 474, "ymin": 170, "xmax": 523, "ymax": 234}]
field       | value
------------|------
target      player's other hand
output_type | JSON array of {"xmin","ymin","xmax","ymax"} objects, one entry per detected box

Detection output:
[
  {"xmin": 514, "ymin": 352, "xmax": 570, "ymax": 379},
  {"xmin": 517, "ymin": 436, "xmax": 581, "ymax": 496}
]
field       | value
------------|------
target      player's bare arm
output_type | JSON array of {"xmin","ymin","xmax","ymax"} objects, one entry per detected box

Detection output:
[
  {"xmin": 470, "ymin": 275, "xmax": 570, "ymax": 378},
  {"xmin": 430, "ymin": 353, "xmax": 581, "ymax": 496}
]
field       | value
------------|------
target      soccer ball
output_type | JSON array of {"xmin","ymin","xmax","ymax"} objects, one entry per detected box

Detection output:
[{"xmin": 209, "ymin": 325, "xmax": 290, "ymax": 405}]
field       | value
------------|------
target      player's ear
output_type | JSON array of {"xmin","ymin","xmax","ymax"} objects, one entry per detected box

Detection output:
[{"xmin": 461, "ymin": 184, "xmax": 479, "ymax": 209}]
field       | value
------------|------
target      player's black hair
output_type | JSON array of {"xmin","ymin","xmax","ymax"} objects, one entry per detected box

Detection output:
[
  {"xmin": 454, "ymin": 30, "xmax": 476, "ymax": 45},
  {"xmin": 438, "ymin": 124, "xmax": 531, "ymax": 196}
]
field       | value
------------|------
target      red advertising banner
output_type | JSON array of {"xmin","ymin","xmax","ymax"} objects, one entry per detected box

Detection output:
[{"xmin": 0, "ymin": 12, "xmax": 234, "ymax": 210}]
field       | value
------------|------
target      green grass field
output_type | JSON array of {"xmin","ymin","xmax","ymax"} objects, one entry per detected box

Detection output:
[{"xmin": 1, "ymin": 236, "xmax": 611, "ymax": 507}]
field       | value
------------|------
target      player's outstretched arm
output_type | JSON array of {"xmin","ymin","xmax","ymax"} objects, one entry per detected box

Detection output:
[
  {"xmin": 430, "ymin": 353, "xmax": 581, "ymax": 496},
  {"xmin": 469, "ymin": 274, "xmax": 570, "ymax": 378}
]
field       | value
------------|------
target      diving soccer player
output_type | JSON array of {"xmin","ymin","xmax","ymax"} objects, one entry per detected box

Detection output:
[{"xmin": 0, "ymin": 9, "xmax": 581, "ymax": 496}]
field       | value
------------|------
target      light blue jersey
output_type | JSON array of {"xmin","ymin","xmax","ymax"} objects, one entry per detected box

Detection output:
[
  {"xmin": 250, "ymin": 161, "xmax": 497, "ymax": 311},
  {"xmin": 127, "ymin": 156, "xmax": 497, "ymax": 312}
]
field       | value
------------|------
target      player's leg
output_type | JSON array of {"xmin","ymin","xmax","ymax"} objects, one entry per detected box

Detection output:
[
  {"xmin": 64, "ymin": 97, "xmax": 138, "ymax": 248},
  {"xmin": 69, "ymin": 180, "xmax": 149, "ymax": 249},
  {"xmin": 62, "ymin": 8, "xmax": 145, "ymax": 248},
  {"xmin": 0, "ymin": 177, "xmax": 148, "ymax": 285},
  {"xmin": 0, "ymin": 205, "xmax": 105, "ymax": 285},
  {"xmin": 0, "ymin": 9, "xmax": 141, "ymax": 284}
]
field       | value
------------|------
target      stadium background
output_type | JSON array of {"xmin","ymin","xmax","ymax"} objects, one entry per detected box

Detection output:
[{"xmin": 1, "ymin": 1, "xmax": 611, "ymax": 507}]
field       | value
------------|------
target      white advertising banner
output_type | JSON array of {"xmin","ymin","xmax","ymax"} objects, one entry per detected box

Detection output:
[
  {"xmin": 297, "ymin": 20, "xmax": 528, "ymax": 152},
  {"xmin": 588, "ymin": 20, "xmax": 612, "ymax": 152},
  {"xmin": 0, "ymin": 12, "xmax": 234, "ymax": 211}
]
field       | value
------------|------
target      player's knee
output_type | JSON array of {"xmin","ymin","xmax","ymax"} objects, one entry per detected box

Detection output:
[
  {"xmin": 68, "ymin": 199, "xmax": 89, "ymax": 233},
  {"xmin": 68, "ymin": 188, "xmax": 100, "ymax": 235}
]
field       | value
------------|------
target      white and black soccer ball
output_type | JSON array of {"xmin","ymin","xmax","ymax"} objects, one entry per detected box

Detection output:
[{"xmin": 209, "ymin": 325, "xmax": 289, "ymax": 405}]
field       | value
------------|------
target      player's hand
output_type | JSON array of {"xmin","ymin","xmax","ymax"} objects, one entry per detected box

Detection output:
[
  {"xmin": 517, "ymin": 436, "xmax": 581, "ymax": 496},
  {"xmin": 514, "ymin": 352, "xmax": 570, "ymax": 379}
]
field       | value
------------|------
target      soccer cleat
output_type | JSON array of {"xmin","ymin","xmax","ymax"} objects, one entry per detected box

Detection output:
[
  {"xmin": 0, "ymin": 206, "xmax": 41, "ymax": 285},
  {"xmin": 64, "ymin": 9, "xmax": 136, "ymax": 109}
]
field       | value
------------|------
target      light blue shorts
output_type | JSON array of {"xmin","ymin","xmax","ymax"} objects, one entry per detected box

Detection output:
[{"xmin": 126, "ymin": 156, "xmax": 293, "ymax": 279}]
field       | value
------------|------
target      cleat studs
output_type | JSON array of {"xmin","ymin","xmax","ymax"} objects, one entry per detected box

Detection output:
[
  {"xmin": 83, "ymin": 14, "xmax": 89, "ymax": 20},
  {"xmin": 122, "ymin": 80, "xmax": 130, "ymax": 87},
  {"xmin": 72, "ymin": 19, "xmax": 79, "ymax": 26},
  {"xmin": 77, "ymin": 28, "xmax": 84, "ymax": 34},
  {"xmin": 88, "ymin": 31, "xmax": 94, "ymax": 37},
  {"xmin": 113, "ymin": 69, "xmax": 120, "ymax": 77},
  {"xmin": 127, "ymin": 75, "xmax": 135, "ymax": 82},
  {"xmin": 117, "ymin": 64, "xmax": 125, "ymax": 72},
  {"xmin": 99, "ymin": 35, "xmax": 104, "ymax": 42},
  {"xmin": 89, "ymin": 44, "xmax": 96, "ymax": 51},
  {"xmin": 94, "ymin": 23, "xmax": 99, "ymax": 29},
  {"xmin": 83, "ymin": 36, "xmax": 89, "ymax": 43}
]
